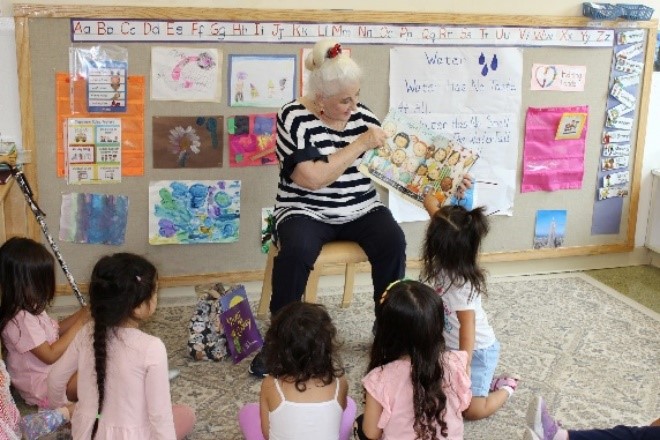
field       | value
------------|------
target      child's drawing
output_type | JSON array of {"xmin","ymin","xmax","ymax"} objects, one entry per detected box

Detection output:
[
  {"xmin": 59, "ymin": 193, "xmax": 129, "ymax": 245},
  {"xmin": 152, "ymin": 116, "xmax": 223, "ymax": 168},
  {"xmin": 360, "ymin": 110, "xmax": 479, "ymax": 209},
  {"xmin": 227, "ymin": 113, "xmax": 277, "ymax": 167},
  {"xmin": 149, "ymin": 180, "xmax": 241, "ymax": 245},
  {"xmin": 151, "ymin": 47, "xmax": 221, "ymax": 102},
  {"xmin": 229, "ymin": 55, "xmax": 296, "ymax": 108}
]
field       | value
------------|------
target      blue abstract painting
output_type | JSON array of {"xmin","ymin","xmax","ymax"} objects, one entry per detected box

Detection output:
[
  {"xmin": 149, "ymin": 180, "xmax": 241, "ymax": 245},
  {"xmin": 59, "ymin": 193, "xmax": 129, "ymax": 245}
]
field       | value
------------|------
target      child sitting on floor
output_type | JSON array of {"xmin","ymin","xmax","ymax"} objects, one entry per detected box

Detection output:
[
  {"xmin": 355, "ymin": 280, "xmax": 472, "ymax": 439},
  {"xmin": 239, "ymin": 302, "xmax": 356, "ymax": 440}
]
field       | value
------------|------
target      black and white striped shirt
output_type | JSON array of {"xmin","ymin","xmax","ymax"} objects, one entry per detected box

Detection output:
[{"xmin": 273, "ymin": 101, "xmax": 383, "ymax": 227}]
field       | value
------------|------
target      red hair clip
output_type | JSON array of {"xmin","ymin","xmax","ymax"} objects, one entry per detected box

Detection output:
[{"xmin": 326, "ymin": 43, "xmax": 342, "ymax": 59}]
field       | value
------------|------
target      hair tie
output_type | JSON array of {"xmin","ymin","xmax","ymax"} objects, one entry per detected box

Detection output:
[
  {"xmin": 96, "ymin": 413, "xmax": 101, "ymax": 419},
  {"xmin": 136, "ymin": 275, "xmax": 141, "ymax": 282},
  {"xmin": 326, "ymin": 43, "xmax": 342, "ymax": 59},
  {"xmin": 380, "ymin": 278, "xmax": 411, "ymax": 304}
]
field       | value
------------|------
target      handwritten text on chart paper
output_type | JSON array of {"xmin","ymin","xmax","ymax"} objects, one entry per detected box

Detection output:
[{"xmin": 70, "ymin": 20, "xmax": 614, "ymax": 47}]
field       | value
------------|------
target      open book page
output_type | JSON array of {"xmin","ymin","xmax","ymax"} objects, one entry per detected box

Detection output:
[{"xmin": 359, "ymin": 110, "xmax": 479, "ymax": 208}]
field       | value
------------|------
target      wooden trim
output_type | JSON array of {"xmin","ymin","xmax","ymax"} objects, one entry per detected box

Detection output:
[
  {"xmin": 14, "ymin": 16, "xmax": 40, "ymax": 241},
  {"xmin": 626, "ymin": 32, "xmax": 657, "ymax": 245},
  {"xmin": 55, "ymin": 241, "xmax": 638, "ymax": 295},
  {"xmin": 14, "ymin": 5, "xmax": 657, "ymax": 292},
  {"xmin": 12, "ymin": 4, "xmax": 659, "ymax": 28}
]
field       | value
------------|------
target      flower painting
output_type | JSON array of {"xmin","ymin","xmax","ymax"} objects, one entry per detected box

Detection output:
[
  {"xmin": 152, "ymin": 116, "xmax": 223, "ymax": 168},
  {"xmin": 168, "ymin": 125, "xmax": 201, "ymax": 167}
]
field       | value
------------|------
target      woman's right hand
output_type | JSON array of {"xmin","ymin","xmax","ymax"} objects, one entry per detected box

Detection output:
[{"xmin": 356, "ymin": 125, "xmax": 387, "ymax": 152}]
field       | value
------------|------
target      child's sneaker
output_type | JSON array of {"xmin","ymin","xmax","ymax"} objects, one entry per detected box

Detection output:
[
  {"xmin": 489, "ymin": 374, "xmax": 519, "ymax": 395},
  {"xmin": 526, "ymin": 396, "xmax": 569, "ymax": 440}
]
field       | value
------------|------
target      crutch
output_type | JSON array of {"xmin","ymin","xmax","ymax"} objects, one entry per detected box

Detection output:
[{"xmin": 2, "ymin": 162, "xmax": 86, "ymax": 306}]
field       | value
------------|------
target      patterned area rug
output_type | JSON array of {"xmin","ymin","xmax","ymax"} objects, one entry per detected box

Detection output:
[{"xmin": 36, "ymin": 274, "xmax": 660, "ymax": 439}]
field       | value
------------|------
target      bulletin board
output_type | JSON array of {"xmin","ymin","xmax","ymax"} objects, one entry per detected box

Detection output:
[{"xmin": 11, "ymin": 4, "xmax": 659, "ymax": 289}]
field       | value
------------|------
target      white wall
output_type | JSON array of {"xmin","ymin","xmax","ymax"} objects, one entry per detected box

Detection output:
[{"xmin": 1, "ymin": 0, "xmax": 659, "ymax": 248}]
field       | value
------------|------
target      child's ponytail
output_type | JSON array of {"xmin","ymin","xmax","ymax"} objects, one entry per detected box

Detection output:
[
  {"xmin": 91, "ymin": 320, "xmax": 108, "ymax": 438},
  {"xmin": 421, "ymin": 205, "xmax": 489, "ymax": 299}
]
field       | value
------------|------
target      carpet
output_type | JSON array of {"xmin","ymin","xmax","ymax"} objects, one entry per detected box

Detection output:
[{"xmin": 39, "ymin": 274, "xmax": 660, "ymax": 439}]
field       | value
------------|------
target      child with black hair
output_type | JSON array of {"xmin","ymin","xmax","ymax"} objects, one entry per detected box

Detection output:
[
  {"xmin": 239, "ymin": 302, "xmax": 356, "ymax": 440},
  {"xmin": 355, "ymin": 279, "xmax": 471, "ymax": 440},
  {"xmin": 47, "ymin": 253, "xmax": 195, "ymax": 439},
  {"xmin": 0, "ymin": 237, "xmax": 86, "ymax": 412},
  {"xmin": 421, "ymin": 195, "xmax": 518, "ymax": 421}
]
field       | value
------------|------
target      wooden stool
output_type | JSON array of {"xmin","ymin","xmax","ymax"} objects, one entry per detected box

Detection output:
[{"xmin": 257, "ymin": 241, "xmax": 368, "ymax": 319}]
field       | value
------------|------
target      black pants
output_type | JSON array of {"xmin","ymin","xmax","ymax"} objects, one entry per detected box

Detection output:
[
  {"xmin": 569, "ymin": 426, "xmax": 660, "ymax": 440},
  {"xmin": 270, "ymin": 207, "xmax": 406, "ymax": 315}
]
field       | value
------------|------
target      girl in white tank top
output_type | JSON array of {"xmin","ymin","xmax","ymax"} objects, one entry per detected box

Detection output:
[{"xmin": 238, "ymin": 302, "xmax": 356, "ymax": 440}]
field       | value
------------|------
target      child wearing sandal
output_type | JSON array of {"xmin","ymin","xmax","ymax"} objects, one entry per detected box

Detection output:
[
  {"xmin": 238, "ymin": 302, "xmax": 356, "ymax": 440},
  {"xmin": 355, "ymin": 280, "xmax": 472, "ymax": 440},
  {"xmin": 421, "ymin": 196, "xmax": 519, "ymax": 420}
]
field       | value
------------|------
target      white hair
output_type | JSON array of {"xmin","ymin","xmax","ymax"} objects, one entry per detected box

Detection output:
[{"xmin": 304, "ymin": 39, "xmax": 362, "ymax": 97}]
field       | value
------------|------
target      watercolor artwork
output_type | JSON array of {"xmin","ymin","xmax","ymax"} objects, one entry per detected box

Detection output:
[
  {"xmin": 533, "ymin": 209, "xmax": 567, "ymax": 249},
  {"xmin": 359, "ymin": 110, "xmax": 479, "ymax": 209},
  {"xmin": 228, "ymin": 55, "xmax": 296, "ymax": 108},
  {"xmin": 149, "ymin": 180, "xmax": 240, "ymax": 245},
  {"xmin": 227, "ymin": 113, "xmax": 277, "ymax": 167},
  {"xmin": 152, "ymin": 116, "xmax": 223, "ymax": 168},
  {"xmin": 151, "ymin": 47, "xmax": 221, "ymax": 102},
  {"xmin": 59, "ymin": 193, "xmax": 129, "ymax": 245}
]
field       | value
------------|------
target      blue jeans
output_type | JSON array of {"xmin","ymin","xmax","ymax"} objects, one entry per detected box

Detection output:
[{"xmin": 270, "ymin": 207, "xmax": 406, "ymax": 314}]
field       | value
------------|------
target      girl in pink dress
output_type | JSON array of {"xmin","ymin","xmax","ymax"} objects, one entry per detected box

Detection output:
[
  {"xmin": 355, "ymin": 280, "xmax": 472, "ymax": 440},
  {"xmin": 47, "ymin": 253, "xmax": 195, "ymax": 440},
  {"xmin": 0, "ymin": 237, "xmax": 87, "ymax": 410}
]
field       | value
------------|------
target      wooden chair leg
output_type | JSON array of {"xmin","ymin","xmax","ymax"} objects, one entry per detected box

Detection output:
[
  {"xmin": 304, "ymin": 267, "xmax": 321, "ymax": 303},
  {"xmin": 342, "ymin": 263, "xmax": 356, "ymax": 308},
  {"xmin": 257, "ymin": 246, "xmax": 276, "ymax": 319}
]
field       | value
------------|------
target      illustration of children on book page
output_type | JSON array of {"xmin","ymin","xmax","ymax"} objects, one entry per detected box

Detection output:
[{"xmin": 360, "ymin": 110, "xmax": 479, "ymax": 208}]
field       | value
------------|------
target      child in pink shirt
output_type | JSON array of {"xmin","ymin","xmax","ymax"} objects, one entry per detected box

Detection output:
[
  {"xmin": 356, "ymin": 280, "xmax": 472, "ymax": 440},
  {"xmin": 48, "ymin": 252, "xmax": 195, "ymax": 440},
  {"xmin": 0, "ymin": 237, "xmax": 88, "ymax": 408}
]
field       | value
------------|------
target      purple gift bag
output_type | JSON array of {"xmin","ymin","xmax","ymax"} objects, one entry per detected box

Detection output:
[{"xmin": 219, "ymin": 285, "xmax": 264, "ymax": 363}]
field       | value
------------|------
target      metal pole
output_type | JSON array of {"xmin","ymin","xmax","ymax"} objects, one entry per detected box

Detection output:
[{"xmin": 3, "ymin": 163, "xmax": 86, "ymax": 306}]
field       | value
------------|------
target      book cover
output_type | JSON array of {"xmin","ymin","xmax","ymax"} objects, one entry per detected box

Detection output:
[
  {"xmin": 359, "ymin": 110, "xmax": 479, "ymax": 208},
  {"xmin": 219, "ymin": 285, "xmax": 263, "ymax": 363}
]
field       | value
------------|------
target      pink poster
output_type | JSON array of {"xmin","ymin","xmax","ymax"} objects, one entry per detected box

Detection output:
[{"xmin": 521, "ymin": 106, "xmax": 588, "ymax": 193}]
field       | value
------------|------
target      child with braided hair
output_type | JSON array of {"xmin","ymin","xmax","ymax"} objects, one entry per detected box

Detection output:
[{"xmin": 47, "ymin": 253, "xmax": 195, "ymax": 439}]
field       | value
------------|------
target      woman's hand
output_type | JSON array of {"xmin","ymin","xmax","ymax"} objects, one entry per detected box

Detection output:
[{"xmin": 356, "ymin": 125, "xmax": 387, "ymax": 152}]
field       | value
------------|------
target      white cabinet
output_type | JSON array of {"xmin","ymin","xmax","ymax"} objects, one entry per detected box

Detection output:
[{"xmin": 646, "ymin": 170, "xmax": 660, "ymax": 253}]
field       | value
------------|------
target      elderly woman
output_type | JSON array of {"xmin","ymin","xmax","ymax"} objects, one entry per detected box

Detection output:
[{"xmin": 249, "ymin": 40, "xmax": 407, "ymax": 377}]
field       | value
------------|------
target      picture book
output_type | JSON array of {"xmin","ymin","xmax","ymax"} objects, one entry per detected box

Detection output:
[
  {"xmin": 359, "ymin": 110, "xmax": 479, "ymax": 208},
  {"xmin": 218, "ymin": 285, "xmax": 264, "ymax": 363}
]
